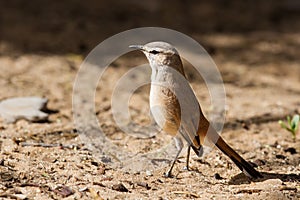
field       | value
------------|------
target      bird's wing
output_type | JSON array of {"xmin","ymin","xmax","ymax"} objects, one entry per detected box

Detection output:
[{"xmin": 171, "ymin": 72, "xmax": 204, "ymax": 149}]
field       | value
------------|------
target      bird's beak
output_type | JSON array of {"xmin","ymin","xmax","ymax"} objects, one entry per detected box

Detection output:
[{"xmin": 129, "ymin": 45, "xmax": 144, "ymax": 51}]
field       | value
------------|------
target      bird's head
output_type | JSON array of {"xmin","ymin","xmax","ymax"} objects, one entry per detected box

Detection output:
[{"xmin": 130, "ymin": 41, "xmax": 184, "ymax": 74}]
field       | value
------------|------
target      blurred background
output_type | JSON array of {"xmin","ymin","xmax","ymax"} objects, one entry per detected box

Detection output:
[
  {"xmin": 1, "ymin": 0, "xmax": 300, "ymax": 143},
  {"xmin": 1, "ymin": 0, "xmax": 300, "ymax": 55}
]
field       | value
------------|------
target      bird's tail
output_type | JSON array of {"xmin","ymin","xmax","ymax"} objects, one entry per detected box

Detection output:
[{"xmin": 215, "ymin": 136, "xmax": 262, "ymax": 179}]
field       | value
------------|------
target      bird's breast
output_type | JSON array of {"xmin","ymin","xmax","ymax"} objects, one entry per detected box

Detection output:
[{"xmin": 149, "ymin": 84, "xmax": 181, "ymax": 136}]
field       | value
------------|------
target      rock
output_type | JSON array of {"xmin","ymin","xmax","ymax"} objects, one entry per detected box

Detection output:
[{"xmin": 0, "ymin": 97, "xmax": 49, "ymax": 123}]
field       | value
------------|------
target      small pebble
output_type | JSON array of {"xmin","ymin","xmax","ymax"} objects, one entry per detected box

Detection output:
[
  {"xmin": 112, "ymin": 183, "xmax": 129, "ymax": 192},
  {"xmin": 137, "ymin": 182, "xmax": 151, "ymax": 190},
  {"xmin": 53, "ymin": 185, "xmax": 74, "ymax": 197},
  {"xmin": 13, "ymin": 194, "xmax": 27, "ymax": 200},
  {"xmin": 145, "ymin": 170, "xmax": 153, "ymax": 176},
  {"xmin": 79, "ymin": 187, "xmax": 88, "ymax": 192},
  {"xmin": 252, "ymin": 159, "xmax": 266, "ymax": 166}
]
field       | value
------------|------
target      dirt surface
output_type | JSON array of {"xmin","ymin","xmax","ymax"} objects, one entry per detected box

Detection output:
[
  {"xmin": 0, "ymin": 32, "xmax": 299, "ymax": 199},
  {"xmin": 1, "ymin": 1, "xmax": 300, "ymax": 200}
]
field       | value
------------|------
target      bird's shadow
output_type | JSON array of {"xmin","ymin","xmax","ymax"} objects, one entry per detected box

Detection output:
[{"xmin": 229, "ymin": 172, "xmax": 300, "ymax": 185}]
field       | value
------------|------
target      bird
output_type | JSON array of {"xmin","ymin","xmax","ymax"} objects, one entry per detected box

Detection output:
[{"xmin": 129, "ymin": 41, "xmax": 262, "ymax": 179}]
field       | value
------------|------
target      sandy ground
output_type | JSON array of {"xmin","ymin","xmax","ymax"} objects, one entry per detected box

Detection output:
[{"xmin": 0, "ymin": 31, "xmax": 299, "ymax": 200}]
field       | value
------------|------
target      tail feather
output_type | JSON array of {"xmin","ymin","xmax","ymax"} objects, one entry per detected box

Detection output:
[
  {"xmin": 191, "ymin": 145, "xmax": 204, "ymax": 157},
  {"xmin": 215, "ymin": 137, "xmax": 262, "ymax": 179}
]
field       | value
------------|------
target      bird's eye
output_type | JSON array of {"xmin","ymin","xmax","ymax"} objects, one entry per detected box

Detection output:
[{"xmin": 149, "ymin": 50, "xmax": 160, "ymax": 55}]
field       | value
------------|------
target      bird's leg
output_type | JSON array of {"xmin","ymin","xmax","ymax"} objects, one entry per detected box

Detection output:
[
  {"xmin": 184, "ymin": 146, "xmax": 191, "ymax": 171},
  {"xmin": 165, "ymin": 136, "xmax": 183, "ymax": 177}
]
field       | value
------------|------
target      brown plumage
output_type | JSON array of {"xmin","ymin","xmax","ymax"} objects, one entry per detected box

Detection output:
[{"xmin": 130, "ymin": 42, "xmax": 262, "ymax": 179}]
